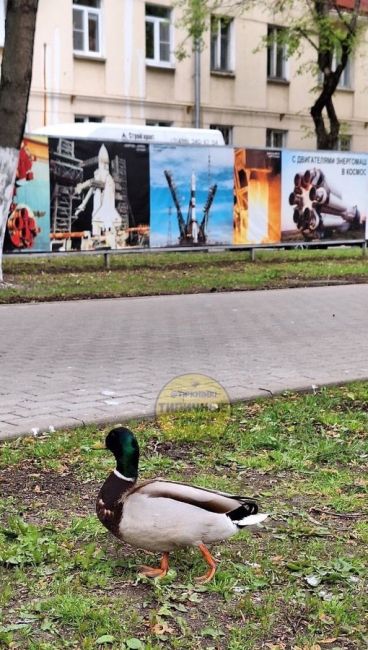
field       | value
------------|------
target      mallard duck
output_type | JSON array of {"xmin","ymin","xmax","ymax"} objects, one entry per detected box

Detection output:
[{"xmin": 96, "ymin": 426, "xmax": 268, "ymax": 582}]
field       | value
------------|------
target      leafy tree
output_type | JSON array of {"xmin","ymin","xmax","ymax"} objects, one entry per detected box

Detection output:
[
  {"xmin": 176, "ymin": 0, "xmax": 366, "ymax": 150},
  {"xmin": 0, "ymin": 0, "xmax": 38, "ymax": 283}
]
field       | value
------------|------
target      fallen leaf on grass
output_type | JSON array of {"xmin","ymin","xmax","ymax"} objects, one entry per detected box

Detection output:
[
  {"xmin": 151, "ymin": 621, "xmax": 174, "ymax": 635},
  {"xmin": 319, "ymin": 639, "xmax": 338, "ymax": 645},
  {"xmin": 188, "ymin": 592, "xmax": 202, "ymax": 603},
  {"xmin": 354, "ymin": 477, "xmax": 368, "ymax": 487},
  {"xmin": 33, "ymin": 500, "xmax": 46, "ymax": 508},
  {"xmin": 56, "ymin": 464, "xmax": 69, "ymax": 474},
  {"xmin": 305, "ymin": 574, "xmax": 322, "ymax": 587}
]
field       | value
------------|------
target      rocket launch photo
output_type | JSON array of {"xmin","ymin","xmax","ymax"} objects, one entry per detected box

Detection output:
[{"xmin": 149, "ymin": 144, "xmax": 234, "ymax": 248}]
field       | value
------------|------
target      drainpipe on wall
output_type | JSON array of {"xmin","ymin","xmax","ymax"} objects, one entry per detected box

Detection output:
[
  {"xmin": 194, "ymin": 37, "xmax": 201, "ymax": 128},
  {"xmin": 43, "ymin": 42, "xmax": 47, "ymax": 126}
]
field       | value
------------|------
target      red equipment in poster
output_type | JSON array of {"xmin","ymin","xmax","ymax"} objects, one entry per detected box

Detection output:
[
  {"xmin": 7, "ymin": 204, "xmax": 40, "ymax": 248},
  {"xmin": 7, "ymin": 142, "xmax": 40, "ymax": 248}
]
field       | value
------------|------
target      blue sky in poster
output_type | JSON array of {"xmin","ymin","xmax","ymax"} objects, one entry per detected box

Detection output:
[
  {"xmin": 150, "ymin": 145, "xmax": 234, "ymax": 247},
  {"xmin": 15, "ymin": 159, "xmax": 51, "ymax": 251},
  {"xmin": 281, "ymin": 149, "xmax": 368, "ymax": 234}
]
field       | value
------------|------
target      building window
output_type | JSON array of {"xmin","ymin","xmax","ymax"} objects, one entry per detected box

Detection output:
[
  {"xmin": 267, "ymin": 26, "xmax": 287, "ymax": 80},
  {"xmin": 73, "ymin": 0, "xmax": 102, "ymax": 56},
  {"xmin": 318, "ymin": 53, "xmax": 352, "ymax": 90},
  {"xmin": 338, "ymin": 63, "xmax": 351, "ymax": 89},
  {"xmin": 145, "ymin": 4, "xmax": 172, "ymax": 66},
  {"xmin": 335, "ymin": 53, "xmax": 352, "ymax": 89},
  {"xmin": 210, "ymin": 16, "xmax": 233, "ymax": 72},
  {"xmin": 337, "ymin": 134, "xmax": 351, "ymax": 151},
  {"xmin": 74, "ymin": 115, "xmax": 104, "ymax": 122},
  {"xmin": 266, "ymin": 128, "xmax": 287, "ymax": 148},
  {"xmin": 210, "ymin": 124, "xmax": 233, "ymax": 145},
  {"xmin": 146, "ymin": 120, "xmax": 173, "ymax": 126}
]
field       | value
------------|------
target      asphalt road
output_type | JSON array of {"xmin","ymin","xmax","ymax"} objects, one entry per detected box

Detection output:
[{"xmin": 1, "ymin": 285, "xmax": 367, "ymax": 440}]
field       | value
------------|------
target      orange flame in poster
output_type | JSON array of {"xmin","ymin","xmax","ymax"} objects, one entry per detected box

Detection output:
[{"xmin": 233, "ymin": 148, "xmax": 281, "ymax": 244}]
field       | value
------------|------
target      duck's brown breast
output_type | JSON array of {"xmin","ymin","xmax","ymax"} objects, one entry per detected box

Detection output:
[{"xmin": 96, "ymin": 472, "xmax": 133, "ymax": 539}]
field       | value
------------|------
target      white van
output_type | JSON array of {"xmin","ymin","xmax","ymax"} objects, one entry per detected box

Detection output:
[{"xmin": 30, "ymin": 123, "xmax": 225, "ymax": 146}]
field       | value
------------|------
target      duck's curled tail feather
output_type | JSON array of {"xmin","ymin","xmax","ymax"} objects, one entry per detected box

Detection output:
[{"xmin": 227, "ymin": 502, "xmax": 268, "ymax": 528}]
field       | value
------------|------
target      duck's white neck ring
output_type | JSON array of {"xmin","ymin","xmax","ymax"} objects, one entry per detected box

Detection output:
[{"xmin": 114, "ymin": 469, "xmax": 135, "ymax": 482}]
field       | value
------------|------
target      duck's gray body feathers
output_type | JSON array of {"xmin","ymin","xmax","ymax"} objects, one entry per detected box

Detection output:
[
  {"xmin": 120, "ymin": 488, "xmax": 235, "ymax": 551},
  {"xmin": 97, "ymin": 477, "xmax": 264, "ymax": 552}
]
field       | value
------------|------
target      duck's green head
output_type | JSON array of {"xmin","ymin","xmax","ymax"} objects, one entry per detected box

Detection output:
[{"xmin": 105, "ymin": 427, "xmax": 139, "ymax": 479}]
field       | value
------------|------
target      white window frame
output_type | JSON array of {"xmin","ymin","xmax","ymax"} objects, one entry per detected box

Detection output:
[
  {"xmin": 267, "ymin": 25, "xmax": 288, "ymax": 81},
  {"xmin": 74, "ymin": 115, "xmax": 104, "ymax": 122},
  {"xmin": 210, "ymin": 124, "xmax": 233, "ymax": 145},
  {"xmin": 334, "ymin": 53, "xmax": 352, "ymax": 89},
  {"xmin": 145, "ymin": 5, "xmax": 173, "ymax": 68},
  {"xmin": 146, "ymin": 119, "xmax": 173, "ymax": 126},
  {"xmin": 73, "ymin": 1, "xmax": 103, "ymax": 57},
  {"xmin": 210, "ymin": 16, "xmax": 234, "ymax": 72},
  {"xmin": 266, "ymin": 128, "xmax": 287, "ymax": 148}
]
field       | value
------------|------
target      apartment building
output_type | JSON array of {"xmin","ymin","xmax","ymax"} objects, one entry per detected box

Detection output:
[{"xmin": 2, "ymin": 0, "xmax": 368, "ymax": 151}]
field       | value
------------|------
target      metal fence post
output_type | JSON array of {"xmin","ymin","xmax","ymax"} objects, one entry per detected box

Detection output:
[{"xmin": 104, "ymin": 252, "xmax": 110, "ymax": 269}]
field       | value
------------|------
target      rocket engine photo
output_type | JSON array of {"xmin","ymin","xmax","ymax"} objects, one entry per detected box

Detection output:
[{"xmin": 288, "ymin": 168, "xmax": 361, "ymax": 240}]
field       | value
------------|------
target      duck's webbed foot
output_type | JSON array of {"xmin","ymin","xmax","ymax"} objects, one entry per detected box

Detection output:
[
  {"xmin": 139, "ymin": 552, "xmax": 169, "ymax": 579},
  {"xmin": 195, "ymin": 543, "xmax": 217, "ymax": 583}
]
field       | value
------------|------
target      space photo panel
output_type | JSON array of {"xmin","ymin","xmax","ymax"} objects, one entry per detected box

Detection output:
[
  {"xmin": 281, "ymin": 150, "xmax": 367, "ymax": 242},
  {"xmin": 48, "ymin": 138, "xmax": 149, "ymax": 251},
  {"xmin": 233, "ymin": 148, "xmax": 281, "ymax": 244},
  {"xmin": 149, "ymin": 144, "xmax": 234, "ymax": 247},
  {"xmin": 4, "ymin": 137, "xmax": 51, "ymax": 253}
]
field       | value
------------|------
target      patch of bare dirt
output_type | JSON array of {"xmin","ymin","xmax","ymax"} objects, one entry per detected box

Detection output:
[
  {"xmin": 0, "ymin": 460, "xmax": 99, "ymax": 522},
  {"xmin": 146, "ymin": 438, "xmax": 195, "ymax": 461}
]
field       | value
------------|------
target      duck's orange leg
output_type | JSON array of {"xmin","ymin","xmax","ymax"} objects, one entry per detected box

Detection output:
[
  {"xmin": 139, "ymin": 552, "xmax": 169, "ymax": 579},
  {"xmin": 195, "ymin": 543, "xmax": 217, "ymax": 583}
]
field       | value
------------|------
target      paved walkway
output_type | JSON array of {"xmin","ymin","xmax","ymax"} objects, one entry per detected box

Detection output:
[{"xmin": 1, "ymin": 285, "xmax": 367, "ymax": 440}]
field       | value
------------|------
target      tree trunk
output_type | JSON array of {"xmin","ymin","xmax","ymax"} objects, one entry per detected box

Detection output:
[
  {"xmin": 310, "ymin": 83, "xmax": 341, "ymax": 150},
  {"xmin": 0, "ymin": 0, "xmax": 38, "ymax": 282},
  {"xmin": 310, "ymin": 0, "xmax": 358, "ymax": 150}
]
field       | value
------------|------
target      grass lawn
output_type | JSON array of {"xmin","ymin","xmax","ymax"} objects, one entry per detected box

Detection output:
[
  {"xmin": 0, "ymin": 383, "xmax": 367, "ymax": 649},
  {"xmin": 1, "ymin": 248, "xmax": 367, "ymax": 303}
]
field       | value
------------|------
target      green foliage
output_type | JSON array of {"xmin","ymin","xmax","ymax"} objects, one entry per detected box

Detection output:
[
  {"xmin": 0, "ymin": 517, "xmax": 60, "ymax": 566},
  {"xmin": 1, "ymin": 247, "xmax": 367, "ymax": 303},
  {"xmin": 175, "ymin": 0, "xmax": 217, "ymax": 57},
  {"xmin": 177, "ymin": 0, "xmax": 366, "ymax": 71}
]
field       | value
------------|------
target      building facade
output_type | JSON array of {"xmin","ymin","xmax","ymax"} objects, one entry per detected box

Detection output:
[{"xmin": 1, "ymin": 0, "xmax": 368, "ymax": 151}]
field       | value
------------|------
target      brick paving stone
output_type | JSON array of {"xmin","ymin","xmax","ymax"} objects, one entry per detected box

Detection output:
[{"xmin": 1, "ymin": 285, "xmax": 368, "ymax": 440}]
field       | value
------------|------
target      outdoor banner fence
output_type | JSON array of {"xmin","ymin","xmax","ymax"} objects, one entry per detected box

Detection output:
[{"xmin": 3, "ymin": 135, "xmax": 367, "ymax": 254}]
